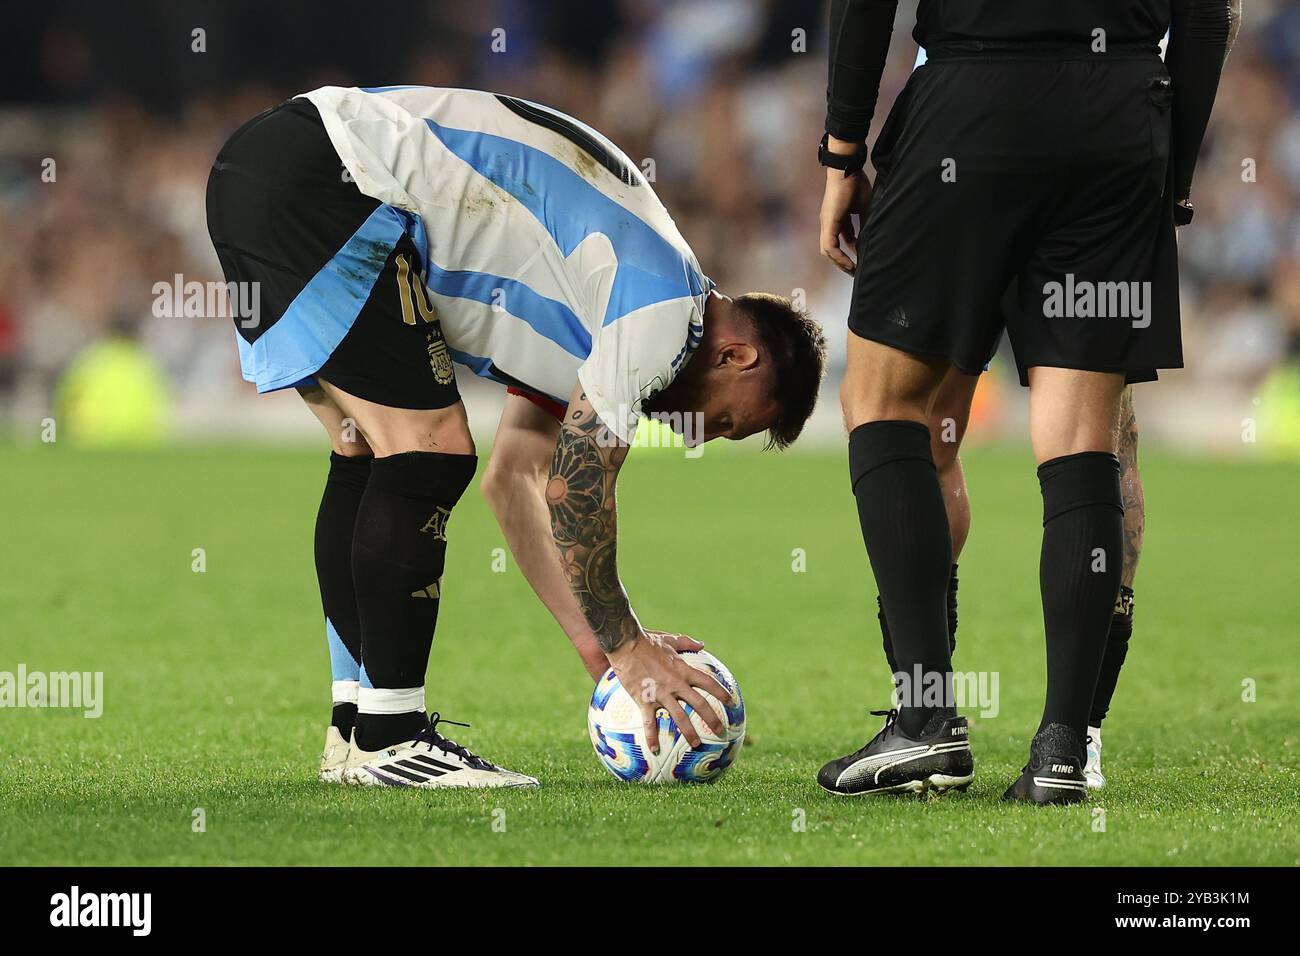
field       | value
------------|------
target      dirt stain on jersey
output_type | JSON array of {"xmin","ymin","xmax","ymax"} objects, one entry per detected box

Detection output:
[
  {"xmin": 462, "ymin": 181, "xmax": 507, "ymax": 218},
  {"xmin": 562, "ymin": 142, "xmax": 601, "ymax": 184}
]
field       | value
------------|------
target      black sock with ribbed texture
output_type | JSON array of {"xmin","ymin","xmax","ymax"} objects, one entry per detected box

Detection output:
[
  {"xmin": 849, "ymin": 421, "xmax": 954, "ymax": 736},
  {"xmin": 1088, "ymin": 586, "xmax": 1134, "ymax": 727},
  {"xmin": 880, "ymin": 563, "xmax": 958, "ymax": 686},
  {"xmin": 315, "ymin": 452, "xmax": 372, "ymax": 674},
  {"xmin": 1037, "ymin": 452, "xmax": 1124, "ymax": 737},
  {"xmin": 352, "ymin": 451, "xmax": 477, "ymax": 752}
]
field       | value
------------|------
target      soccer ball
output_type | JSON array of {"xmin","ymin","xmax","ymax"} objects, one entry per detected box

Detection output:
[{"xmin": 587, "ymin": 649, "xmax": 746, "ymax": 784}]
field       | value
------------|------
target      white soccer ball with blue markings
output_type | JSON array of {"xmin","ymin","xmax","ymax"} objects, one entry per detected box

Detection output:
[{"xmin": 587, "ymin": 649, "xmax": 745, "ymax": 784}]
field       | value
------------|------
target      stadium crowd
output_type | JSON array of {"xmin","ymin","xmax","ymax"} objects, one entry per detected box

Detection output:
[{"xmin": 1, "ymin": 0, "xmax": 1297, "ymax": 450}]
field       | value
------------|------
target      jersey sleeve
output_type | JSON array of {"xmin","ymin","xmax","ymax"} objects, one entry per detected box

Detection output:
[
  {"xmin": 825, "ymin": 0, "xmax": 901, "ymax": 143},
  {"xmin": 576, "ymin": 295, "xmax": 706, "ymax": 445}
]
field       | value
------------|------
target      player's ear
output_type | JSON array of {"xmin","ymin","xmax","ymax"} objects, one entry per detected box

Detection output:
[{"xmin": 718, "ymin": 342, "xmax": 759, "ymax": 370}]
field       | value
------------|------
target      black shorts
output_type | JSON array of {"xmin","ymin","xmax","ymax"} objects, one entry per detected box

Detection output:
[
  {"xmin": 206, "ymin": 98, "xmax": 460, "ymax": 409},
  {"xmin": 848, "ymin": 53, "xmax": 1182, "ymax": 385}
]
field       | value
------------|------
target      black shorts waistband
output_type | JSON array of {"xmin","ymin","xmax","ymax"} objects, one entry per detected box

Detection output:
[{"xmin": 923, "ymin": 40, "xmax": 1163, "ymax": 62}]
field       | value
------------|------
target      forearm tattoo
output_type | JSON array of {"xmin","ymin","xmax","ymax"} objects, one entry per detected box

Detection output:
[
  {"xmin": 1116, "ymin": 387, "xmax": 1145, "ymax": 589},
  {"xmin": 546, "ymin": 396, "xmax": 637, "ymax": 653}
]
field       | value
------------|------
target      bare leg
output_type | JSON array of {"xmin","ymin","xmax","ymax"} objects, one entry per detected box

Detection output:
[
  {"xmin": 300, "ymin": 384, "xmax": 374, "ymax": 457},
  {"xmin": 316, "ymin": 378, "xmax": 473, "ymax": 457},
  {"xmin": 930, "ymin": 369, "xmax": 979, "ymax": 561},
  {"xmin": 1116, "ymin": 387, "xmax": 1144, "ymax": 588},
  {"xmin": 1027, "ymin": 367, "xmax": 1125, "ymax": 463},
  {"xmin": 841, "ymin": 336, "xmax": 950, "ymax": 429}
]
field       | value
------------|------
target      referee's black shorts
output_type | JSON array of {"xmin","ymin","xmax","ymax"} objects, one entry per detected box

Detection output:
[{"xmin": 848, "ymin": 51, "xmax": 1181, "ymax": 385}]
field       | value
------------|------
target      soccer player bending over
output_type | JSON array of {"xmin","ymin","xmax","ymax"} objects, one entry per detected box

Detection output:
[
  {"xmin": 206, "ymin": 87, "xmax": 826, "ymax": 788},
  {"xmin": 815, "ymin": 0, "xmax": 1232, "ymax": 803}
]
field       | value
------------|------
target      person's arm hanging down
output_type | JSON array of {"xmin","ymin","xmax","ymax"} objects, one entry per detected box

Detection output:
[
  {"xmin": 820, "ymin": 0, "xmax": 899, "ymax": 274},
  {"xmin": 1166, "ymin": 0, "xmax": 1240, "ymax": 225}
]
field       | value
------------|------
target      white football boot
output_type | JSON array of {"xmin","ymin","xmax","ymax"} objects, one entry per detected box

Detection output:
[
  {"xmin": 1084, "ymin": 725, "xmax": 1106, "ymax": 790},
  {"xmin": 343, "ymin": 712, "xmax": 539, "ymax": 789},
  {"xmin": 319, "ymin": 725, "xmax": 351, "ymax": 783}
]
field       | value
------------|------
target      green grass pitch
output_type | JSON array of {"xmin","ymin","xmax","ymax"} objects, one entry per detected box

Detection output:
[{"xmin": 0, "ymin": 441, "xmax": 1296, "ymax": 866}]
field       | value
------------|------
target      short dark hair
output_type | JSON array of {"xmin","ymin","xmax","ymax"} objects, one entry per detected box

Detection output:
[{"xmin": 734, "ymin": 292, "xmax": 826, "ymax": 450}]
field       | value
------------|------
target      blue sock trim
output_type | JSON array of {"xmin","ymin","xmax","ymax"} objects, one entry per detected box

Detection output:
[{"xmin": 326, "ymin": 618, "xmax": 361, "ymax": 683}]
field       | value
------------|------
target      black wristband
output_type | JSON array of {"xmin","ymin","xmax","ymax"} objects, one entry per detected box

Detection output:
[{"xmin": 818, "ymin": 133, "xmax": 868, "ymax": 177}]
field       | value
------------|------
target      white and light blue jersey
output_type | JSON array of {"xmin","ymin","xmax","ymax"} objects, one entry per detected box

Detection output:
[{"xmin": 302, "ymin": 86, "xmax": 711, "ymax": 442}]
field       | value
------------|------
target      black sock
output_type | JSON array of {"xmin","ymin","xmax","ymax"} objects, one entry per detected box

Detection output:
[
  {"xmin": 352, "ymin": 451, "xmax": 477, "ymax": 752},
  {"xmin": 331, "ymin": 701, "xmax": 358, "ymax": 739},
  {"xmin": 1038, "ymin": 452, "xmax": 1123, "ymax": 738},
  {"xmin": 878, "ymin": 595, "xmax": 899, "ymax": 677},
  {"xmin": 850, "ymin": 421, "xmax": 953, "ymax": 736},
  {"xmin": 315, "ymin": 452, "xmax": 371, "ymax": 674},
  {"xmin": 1088, "ymin": 586, "xmax": 1134, "ymax": 727},
  {"xmin": 355, "ymin": 712, "xmax": 428, "ymax": 752},
  {"xmin": 881, "ymin": 563, "xmax": 959, "ymax": 684}
]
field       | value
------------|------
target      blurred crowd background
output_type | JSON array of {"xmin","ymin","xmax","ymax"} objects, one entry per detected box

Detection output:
[{"xmin": 1, "ymin": 0, "xmax": 1299, "ymax": 454}]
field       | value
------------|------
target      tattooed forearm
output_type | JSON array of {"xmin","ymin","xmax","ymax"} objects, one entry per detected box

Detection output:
[
  {"xmin": 1115, "ymin": 387, "xmax": 1145, "ymax": 589},
  {"xmin": 546, "ymin": 395, "xmax": 638, "ymax": 654}
]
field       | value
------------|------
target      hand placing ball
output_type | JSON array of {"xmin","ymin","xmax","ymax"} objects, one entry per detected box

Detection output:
[{"xmin": 588, "ymin": 649, "xmax": 746, "ymax": 784}]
